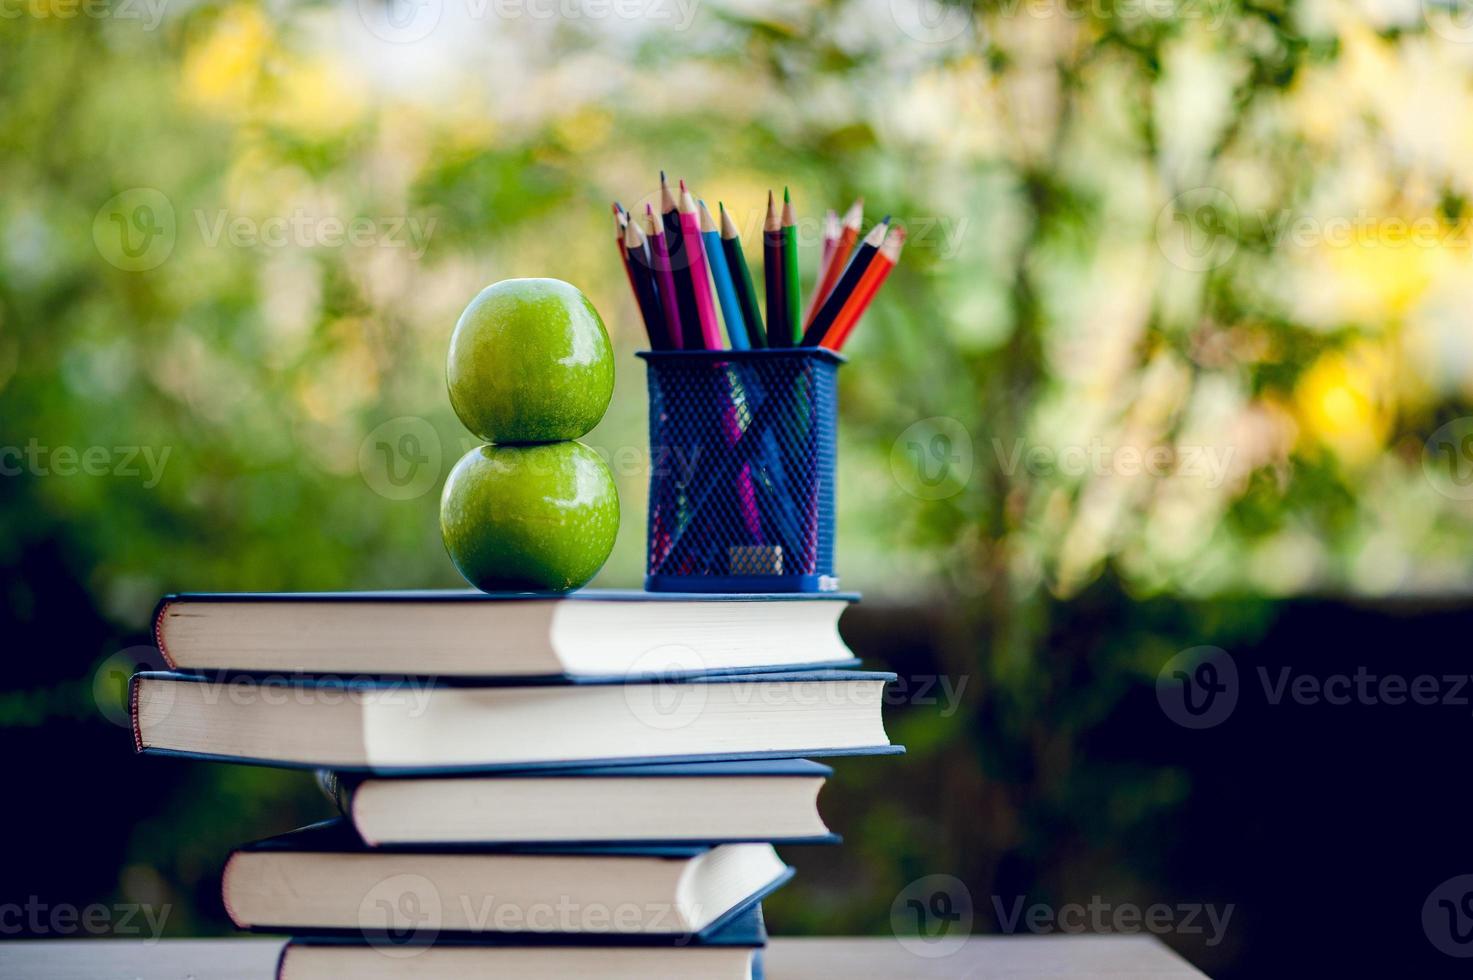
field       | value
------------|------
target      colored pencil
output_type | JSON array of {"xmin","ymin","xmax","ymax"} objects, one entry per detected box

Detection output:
[
  {"xmin": 782, "ymin": 188, "xmax": 801, "ymax": 345},
  {"xmin": 661, "ymin": 172, "xmax": 703, "ymax": 350},
  {"xmin": 800, "ymin": 217, "xmax": 888, "ymax": 347},
  {"xmin": 803, "ymin": 208, "xmax": 838, "ymax": 326},
  {"xmin": 720, "ymin": 202, "xmax": 766, "ymax": 348},
  {"xmin": 806, "ymin": 198, "xmax": 862, "ymax": 327},
  {"xmin": 645, "ymin": 204, "xmax": 683, "ymax": 350},
  {"xmin": 699, "ymin": 200, "xmax": 748, "ymax": 350},
  {"xmin": 678, "ymin": 181, "xmax": 722, "ymax": 350},
  {"xmin": 623, "ymin": 216, "xmax": 667, "ymax": 350},
  {"xmin": 823, "ymin": 227, "xmax": 904, "ymax": 351},
  {"xmin": 614, "ymin": 203, "xmax": 635, "ymax": 291},
  {"xmin": 763, "ymin": 190, "xmax": 787, "ymax": 347}
]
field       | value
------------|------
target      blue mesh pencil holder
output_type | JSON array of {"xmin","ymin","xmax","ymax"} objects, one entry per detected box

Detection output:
[{"xmin": 639, "ymin": 348, "xmax": 842, "ymax": 593}]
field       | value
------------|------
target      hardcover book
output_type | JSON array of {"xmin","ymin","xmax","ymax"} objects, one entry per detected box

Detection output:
[
  {"xmin": 131, "ymin": 669, "xmax": 901, "ymax": 773},
  {"xmin": 153, "ymin": 589, "xmax": 860, "ymax": 679},
  {"xmin": 275, "ymin": 903, "xmax": 768, "ymax": 980},
  {"xmin": 224, "ymin": 820, "xmax": 790, "ymax": 939},
  {"xmin": 320, "ymin": 759, "xmax": 839, "ymax": 846}
]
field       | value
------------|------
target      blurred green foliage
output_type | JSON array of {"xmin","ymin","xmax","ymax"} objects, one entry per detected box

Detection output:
[{"xmin": 5, "ymin": 0, "xmax": 1473, "ymax": 969}]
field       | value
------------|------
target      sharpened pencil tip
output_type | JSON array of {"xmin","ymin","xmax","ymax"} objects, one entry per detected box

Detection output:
[
  {"xmin": 660, "ymin": 170, "xmax": 666, "ymax": 183},
  {"xmin": 646, "ymin": 203, "xmax": 654, "ymax": 215},
  {"xmin": 784, "ymin": 186, "xmax": 790, "ymax": 203}
]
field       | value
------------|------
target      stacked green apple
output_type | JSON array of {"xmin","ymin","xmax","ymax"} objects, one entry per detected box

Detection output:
[{"xmin": 441, "ymin": 279, "xmax": 619, "ymax": 593}]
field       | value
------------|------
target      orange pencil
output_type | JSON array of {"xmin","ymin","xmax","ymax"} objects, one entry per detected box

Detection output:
[
  {"xmin": 823, "ymin": 227, "xmax": 904, "ymax": 350},
  {"xmin": 806, "ymin": 197, "xmax": 862, "ymax": 327}
]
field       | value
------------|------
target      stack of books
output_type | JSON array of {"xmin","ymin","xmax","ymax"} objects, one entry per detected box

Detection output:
[{"xmin": 131, "ymin": 590, "xmax": 901, "ymax": 979}]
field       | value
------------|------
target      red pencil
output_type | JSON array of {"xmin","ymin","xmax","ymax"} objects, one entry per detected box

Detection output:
[{"xmin": 806, "ymin": 198, "xmax": 862, "ymax": 327}]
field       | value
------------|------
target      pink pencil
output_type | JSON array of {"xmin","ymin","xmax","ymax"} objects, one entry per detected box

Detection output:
[
  {"xmin": 645, "ymin": 205, "xmax": 683, "ymax": 350},
  {"xmin": 678, "ymin": 180, "xmax": 723, "ymax": 350}
]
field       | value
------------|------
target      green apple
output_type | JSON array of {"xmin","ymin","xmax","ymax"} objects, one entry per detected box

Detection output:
[
  {"xmin": 447, "ymin": 278, "xmax": 614, "ymax": 444},
  {"xmin": 440, "ymin": 441, "xmax": 619, "ymax": 592}
]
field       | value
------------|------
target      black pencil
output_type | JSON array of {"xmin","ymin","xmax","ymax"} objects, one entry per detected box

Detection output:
[
  {"xmin": 763, "ymin": 190, "xmax": 788, "ymax": 347},
  {"xmin": 623, "ymin": 217, "xmax": 666, "ymax": 350},
  {"xmin": 800, "ymin": 217, "xmax": 889, "ymax": 347},
  {"xmin": 661, "ymin": 171, "xmax": 703, "ymax": 350}
]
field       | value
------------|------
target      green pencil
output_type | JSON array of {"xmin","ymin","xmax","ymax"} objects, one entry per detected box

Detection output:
[
  {"xmin": 782, "ymin": 187, "xmax": 801, "ymax": 345},
  {"xmin": 719, "ymin": 202, "xmax": 766, "ymax": 348}
]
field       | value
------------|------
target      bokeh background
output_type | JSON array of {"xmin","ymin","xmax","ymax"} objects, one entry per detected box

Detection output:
[{"xmin": 6, "ymin": 0, "xmax": 1473, "ymax": 975}]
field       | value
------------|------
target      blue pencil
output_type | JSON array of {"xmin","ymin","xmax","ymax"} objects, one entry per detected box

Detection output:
[{"xmin": 697, "ymin": 199, "xmax": 748, "ymax": 350}]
